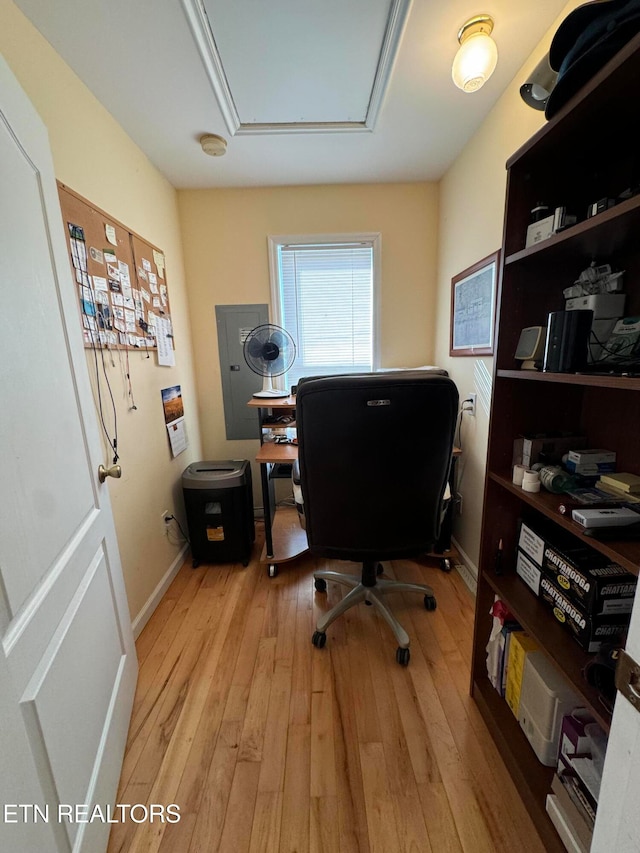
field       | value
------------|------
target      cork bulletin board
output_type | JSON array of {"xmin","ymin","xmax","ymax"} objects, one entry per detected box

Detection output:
[{"xmin": 57, "ymin": 183, "xmax": 174, "ymax": 359}]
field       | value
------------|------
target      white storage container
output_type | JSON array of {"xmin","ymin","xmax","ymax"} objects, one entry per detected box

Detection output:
[{"xmin": 518, "ymin": 652, "xmax": 582, "ymax": 766}]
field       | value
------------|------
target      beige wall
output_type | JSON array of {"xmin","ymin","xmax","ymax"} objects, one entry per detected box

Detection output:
[
  {"xmin": 0, "ymin": 0, "xmax": 202, "ymax": 623},
  {"xmin": 433, "ymin": 1, "xmax": 582, "ymax": 573},
  {"xmin": 178, "ymin": 183, "xmax": 439, "ymax": 476},
  {"xmin": 2, "ymin": 0, "xmax": 585, "ymax": 609}
]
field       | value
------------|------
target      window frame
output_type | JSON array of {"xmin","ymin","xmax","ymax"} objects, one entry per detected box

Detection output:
[{"xmin": 267, "ymin": 232, "xmax": 382, "ymax": 383}]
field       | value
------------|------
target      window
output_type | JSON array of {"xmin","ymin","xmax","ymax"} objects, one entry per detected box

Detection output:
[{"xmin": 268, "ymin": 233, "xmax": 380, "ymax": 388}]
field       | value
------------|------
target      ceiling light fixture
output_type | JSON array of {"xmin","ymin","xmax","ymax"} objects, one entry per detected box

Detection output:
[
  {"xmin": 452, "ymin": 15, "xmax": 498, "ymax": 93},
  {"xmin": 200, "ymin": 133, "xmax": 227, "ymax": 156}
]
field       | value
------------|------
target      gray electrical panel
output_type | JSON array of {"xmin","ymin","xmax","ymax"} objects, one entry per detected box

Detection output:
[{"xmin": 216, "ymin": 304, "xmax": 269, "ymax": 440}]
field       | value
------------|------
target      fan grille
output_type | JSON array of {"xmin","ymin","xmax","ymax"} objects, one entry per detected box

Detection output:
[{"xmin": 243, "ymin": 324, "xmax": 296, "ymax": 378}]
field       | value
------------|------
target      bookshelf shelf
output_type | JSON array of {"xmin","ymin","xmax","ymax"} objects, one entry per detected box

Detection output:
[
  {"xmin": 488, "ymin": 473, "xmax": 640, "ymax": 576},
  {"xmin": 496, "ymin": 369, "xmax": 640, "ymax": 392},
  {"xmin": 472, "ymin": 677, "xmax": 563, "ymax": 853},
  {"xmin": 482, "ymin": 571, "xmax": 611, "ymax": 731},
  {"xmin": 504, "ymin": 194, "xmax": 640, "ymax": 270},
  {"xmin": 472, "ymin": 30, "xmax": 640, "ymax": 851}
]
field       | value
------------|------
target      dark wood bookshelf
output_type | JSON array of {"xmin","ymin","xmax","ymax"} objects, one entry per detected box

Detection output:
[
  {"xmin": 489, "ymin": 472, "xmax": 640, "ymax": 576},
  {"xmin": 482, "ymin": 571, "xmax": 612, "ymax": 731},
  {"xmin": 472, "ymin": 678, "xmax": 564, "ymax": 853},
  {"xmin": 471, "ymin": 31, "xmax": 640, "ymax": 851},
  {"xmin": 496, "ymin": 369, "xmax": 640, "ymax": 391},
  {"xmin": 504, "ymin": 193, "xmax": 640, "ymax": 270}
]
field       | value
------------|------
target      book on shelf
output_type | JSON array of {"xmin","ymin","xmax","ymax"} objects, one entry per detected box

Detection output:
[
  {"xmin": 569, "ymin": 755, "xmax": 602, "ymax": 804},
  {"xmin": 558, "ymin": 766, "xmax": 597, "ymax": 823},
  {"xmin": 552, "ymin": 773, "xmax": 594, "ymax": 848},
  {"xmin": 505, "ymin": 632, "xmax": 539, "ymax": 718},
  {"xmin": 499, "ymin": 624, "xmax": 522, "ymax": 697},
  {"xmin": 598, "ymin": 471, "xmax": 640, "ymax": 494},
  {"xmin": 594, "ymin": 480, "xmax": 640, "ymax": 504},
  {"xmin": 486, "ymin": 599, "xmax": 521, "ymax": 695}
]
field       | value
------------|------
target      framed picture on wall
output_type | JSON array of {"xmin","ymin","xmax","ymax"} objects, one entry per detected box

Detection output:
[{"xmin": 450, "ymin": 250, "xmax": 500, "ymax": 356}]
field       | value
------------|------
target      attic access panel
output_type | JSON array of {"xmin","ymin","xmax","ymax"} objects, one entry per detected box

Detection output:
[{"xmin": 184, "ymin": 0, "xmax": 410, "ymax": 134}]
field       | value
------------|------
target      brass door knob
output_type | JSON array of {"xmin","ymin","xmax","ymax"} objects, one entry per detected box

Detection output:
[{"xmin": 98, "ymin": 464, "xmax": 122, "ymax": 483}]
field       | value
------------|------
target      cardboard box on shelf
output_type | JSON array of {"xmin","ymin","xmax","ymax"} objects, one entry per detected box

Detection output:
[
  {"xmin": 513, "ymin": 434, "xmax": 587, "ymax": 469},
  {"xmin": 518, "ymin": 519, "xmax": 546, "ymax": 567},
  {"xmin": 539, "ymin": 575, "xmax": 629, "ymax": 652},
  {"xmin": 525, "ymin": 214, "xmax": 555, "ymax": 248},
  {"xmin": 565, "ymin": 448, "xmax": 616, "ymax": 477},
  {"xmin": 558, "ymin": 710, "xmax": 596, "ymax": 770},
  {"xmin": 515, "ymin": 517, "xmax": 635, "ymax": 617},
  {"xmin": 543, "ymin": 543, "xmax": 637, "ymax": 615},
  {"xmin": 516, "ymin": 549, "xmax": 542, "ymax": 595}
]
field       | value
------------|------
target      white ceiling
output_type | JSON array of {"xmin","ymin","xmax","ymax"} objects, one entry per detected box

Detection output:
[{"xmin": 15, "ymin": 0, "xmax": 568, "ymax": 189}]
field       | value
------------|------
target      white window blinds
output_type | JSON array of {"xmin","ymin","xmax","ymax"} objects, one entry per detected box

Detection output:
[{"xmin": 277, "ymin": 241, "xmax": 374, "ymax": 386}]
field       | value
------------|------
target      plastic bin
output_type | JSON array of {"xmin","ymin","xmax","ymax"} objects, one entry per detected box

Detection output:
[{"xmin": 182, "ymin": 460, "xmax": 254, "ymax": 567}]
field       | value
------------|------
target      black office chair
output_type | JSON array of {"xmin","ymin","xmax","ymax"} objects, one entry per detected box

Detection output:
[{"xmin": 295, "ymin": 371, "xmax": 459, "ymax": 665}]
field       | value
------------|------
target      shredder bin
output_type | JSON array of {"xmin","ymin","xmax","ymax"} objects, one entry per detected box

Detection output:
[{"xmin": 182, "ymin": 460, "xmax": 255, "ymax": 567}]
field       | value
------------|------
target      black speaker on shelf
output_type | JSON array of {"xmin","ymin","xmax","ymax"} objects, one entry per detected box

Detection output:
[{"xmin": 543, "ymin": 309, "xmax": 593, "ymax": 373}]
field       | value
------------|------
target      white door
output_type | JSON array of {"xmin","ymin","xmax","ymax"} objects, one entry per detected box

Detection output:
[
  {"xmin": 592, "ymin": 592, "xmax": 640, "ymax": 851},
  {"xmin": 0, "ymin": 54, "xmax": 137, "ymax": 853}
]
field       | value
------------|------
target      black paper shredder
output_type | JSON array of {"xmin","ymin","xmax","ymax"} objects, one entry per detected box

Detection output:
[{"xmin": 182, "ymin": 460, "xmax": 255, "ymax": 568}]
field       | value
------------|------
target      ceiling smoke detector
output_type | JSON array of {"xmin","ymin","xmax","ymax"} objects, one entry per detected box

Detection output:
[{"xmin": 200, "ymin": 133, "xmax": 227, "ymax": 156}]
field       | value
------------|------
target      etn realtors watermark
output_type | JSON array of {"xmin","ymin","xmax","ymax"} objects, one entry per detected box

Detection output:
[{"xmin": 3, "ymin": 803, "xmax": 180, "ymax": 824}]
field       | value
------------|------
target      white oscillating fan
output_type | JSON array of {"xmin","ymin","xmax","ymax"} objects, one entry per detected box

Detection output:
[{"xmin": 243, "ymin": 324, "xmax": 296, "ymax": 398}]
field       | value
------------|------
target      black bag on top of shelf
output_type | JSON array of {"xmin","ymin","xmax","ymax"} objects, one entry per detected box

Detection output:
[{"xmin": 545, "ymin": 0, "xmax": 640, "ymax": 119}]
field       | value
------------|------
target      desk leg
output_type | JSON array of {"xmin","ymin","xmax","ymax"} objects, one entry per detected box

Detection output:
[{"xmin": 261, "ymin": 462, "xmax": 275, "ymax": 559}]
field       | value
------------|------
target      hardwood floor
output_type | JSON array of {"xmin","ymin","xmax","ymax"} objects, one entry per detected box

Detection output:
[{"xmin": 107, "ymin": 530, "xmax": 546, "ymax": 853}]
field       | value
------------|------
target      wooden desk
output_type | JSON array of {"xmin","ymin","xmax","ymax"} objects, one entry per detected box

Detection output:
[{"xmin": 248, "ymin": 396, "xmax": 307, "ymax": 577}]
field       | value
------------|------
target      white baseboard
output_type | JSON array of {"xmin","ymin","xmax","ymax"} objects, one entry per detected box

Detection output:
[
  {"xmin": 451, "ymin": 537, "xmax": 478, "ymax": 596},
  {"xmin": 131, "ymin": 544, "xmax": 189, "ymax": 639}
]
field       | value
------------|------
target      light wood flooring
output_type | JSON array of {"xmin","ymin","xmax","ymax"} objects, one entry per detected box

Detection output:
[{"xmin": 107, "ymin": 529, "xmax": 546, "ymax": 853}]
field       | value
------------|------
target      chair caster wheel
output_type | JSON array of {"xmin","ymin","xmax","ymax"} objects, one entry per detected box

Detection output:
[
  {"xmin": 441, "ymin": 557, "xmax": 452, "ymax": 573},
  {"xmin": 268, "ymin": 564, "xmax": 278, "ymax": 578},
  {"xmin": 396, "ymin": 647, "xmax": 410, "ymax": 666},
  {"xmin": 365, "ymin": 600, "xmax": 373, "ymax": 606},
  {"xmin": 424, "ymin": 595, "xmax": 437, "ymax": 611},
  {"xmin": 314, "ymin": 578, "xmax": 327, "ymax": 592},
  {"xmin": 242, "ymin": 560, "xmax": 249, "ymax": 567},
  {"xmin": 192, "ymin": 559, "xmax": 199, "ymax": 569},
  {"xmin": 376, "ymin": 563, "xmax": 384, "ymax": 576},
  {"xmin": 312, "ymin": 631, "xmax": 327, "ymax": 649}
]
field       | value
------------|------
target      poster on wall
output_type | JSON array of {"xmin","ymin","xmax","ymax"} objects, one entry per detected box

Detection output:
[
  {"xmin": 450, "ymin": 250, "xmax": 500, "ymax": 356},
  {"xmin": 161, "ymin": 385, "xmax": 188, "ymax": 457}
]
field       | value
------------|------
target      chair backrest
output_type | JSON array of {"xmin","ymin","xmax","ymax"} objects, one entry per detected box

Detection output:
[{"xmin": 296, "ymin": 372, "xmax": 459, "ymax": 561}]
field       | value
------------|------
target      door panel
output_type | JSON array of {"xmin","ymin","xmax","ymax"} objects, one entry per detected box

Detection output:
[
  {"xmin": 0, "ymin": 104, "xmax": 95, "ymax": 616},
  {"xmin": 23, "ymin": 550, "xmax": 124, "ymax": 846},
  {"xmin": 1, "ymin": 51, "xmax": 136, "ymax": 853},
  {"xmin": 592, "ymin": 591, "xmax": 640, "ymax": 851}
]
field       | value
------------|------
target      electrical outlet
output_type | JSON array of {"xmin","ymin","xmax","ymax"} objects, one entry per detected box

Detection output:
[
  {"xmin": 466, "ymin": 393, "xmax": 477, "ymax": 417},
  {"xmin": 161, "ymin": 510, "xmax": 171, "ymax": 534}
]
